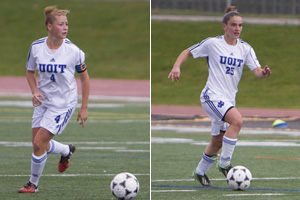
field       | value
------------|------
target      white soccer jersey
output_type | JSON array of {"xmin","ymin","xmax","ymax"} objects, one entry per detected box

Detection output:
[
  {"xmin": 26, "ymin": 37, "xmax": 86, "ymax": 109},
  {"xmin": 189, "ymin": 35, "xmax": 261, "ymax": 101}
]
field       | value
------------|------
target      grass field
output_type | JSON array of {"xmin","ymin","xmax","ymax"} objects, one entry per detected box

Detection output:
[
  {"xmin": 151, "ymin": 125, "xmax": 300, "ymax": 200},
  {"xmin": 151, "ymin": 20, "xmax": 300, "ymax": 109},
  {"xmin": 0, "ymin": 100, "xmax": 150, "ymax": 200},
  {"xmin": 0, "ymin": 0, "xmax": 150, "ymax": 80}
]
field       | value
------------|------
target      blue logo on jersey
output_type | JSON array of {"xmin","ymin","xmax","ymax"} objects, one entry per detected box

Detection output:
[
  {"xmin": 218, "ymin": 101, "xmax": 224, "ymax": 108},
  {"xmin": 220, "ymin": 56, "xmax": 243, "ymax": 67},
  {"xmin": 39, "ymin": 64, "xmax": 66, "ymax": 73}
]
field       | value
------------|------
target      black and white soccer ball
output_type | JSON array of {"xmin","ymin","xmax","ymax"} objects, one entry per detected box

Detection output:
[
  {"xmin": 110, "ymin": 172, "xmax": 139, "ymax": 200},
  {"xmin": 226, "ymin": 166, "xmax": 252, "ymax": 191}
]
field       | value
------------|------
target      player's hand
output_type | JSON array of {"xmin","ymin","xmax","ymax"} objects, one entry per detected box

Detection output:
[
  {"xmin": 262, "ymin": 65, "xmax": 271, "ymax": 78},
  {"xmin": 77, "ymin": 108, "xmax": 88, "ymax": 127},
  {"xmin": 32, "ymin": 92, "xmax": 44, "ymax": 107},
  {"xmin": 168, "ymin": 67, "xmax": 181, "ymax": 82}
]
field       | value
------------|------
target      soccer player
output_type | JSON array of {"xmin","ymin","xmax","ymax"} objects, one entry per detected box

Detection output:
[
  {"xmin": 168, "ymin": 6, "xmax": 271, "ymax": 187},
  {"xmin": 18, "ymin": 6, "xmax": 90, "ymax": 193}
]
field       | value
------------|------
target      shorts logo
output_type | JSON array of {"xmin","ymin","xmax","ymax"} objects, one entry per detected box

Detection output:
[
  {"xmin": 55, "ymin": 108, "xmax": 73, "ymax": 134},
  {"xmin": 218, "ymin": 101, "xmax": 224, "ymax": 108}
]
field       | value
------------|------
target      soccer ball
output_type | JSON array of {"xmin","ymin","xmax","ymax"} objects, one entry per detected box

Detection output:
[
  {"xmin": 110, "ymin": 172, "xmax": 139, "ymax": 200},
  {"xmin": 226, "ymin": 166, "xmax": 252, "ymax": 191}
]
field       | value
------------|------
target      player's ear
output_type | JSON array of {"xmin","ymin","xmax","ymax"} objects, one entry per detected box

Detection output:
[
  {"xmin": 46, "ymin": 23, "xmax": 52, "ymax": 31},
  {"xmin": 222, "ymin": 23, "xmax": 227, "ymax": 31}
]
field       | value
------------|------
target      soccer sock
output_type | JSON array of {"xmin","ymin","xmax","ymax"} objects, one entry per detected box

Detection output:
[
  {"xmin": 196, "ymin": 152, "xmax": 217, "ymax": 175},
  {"xmin": 29, "ymin": 152, "xmax": 47, "ymax": 186},
  {"xmin": 47, "ymin": 139, "xmax": 69, "ymax": 156},
  {"xmin": 220, "ymin": 136, "xmax": 238, "ymax": 168}
]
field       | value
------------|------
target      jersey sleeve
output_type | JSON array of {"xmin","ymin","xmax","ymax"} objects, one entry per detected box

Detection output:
[
  {"xmin": 188, "ymin": 37, "xmax": 212, "ymax": 59},
  {"xmin": 245, "ymin": 47, "xmax": 261, "ymax": 71},
  {"xmin": 75, "ymin": 49, "xmax": 87, "ymax": 73},
  {"xmin": 26, "ymin": 45, "xmax": 37, "ymax": 71}
]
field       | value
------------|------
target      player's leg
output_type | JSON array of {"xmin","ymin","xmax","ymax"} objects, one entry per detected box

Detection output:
[
  {"xmin": 196, "ymin": 132, "xmax": 224, "ymax": 174},
  {"xmin": 193, "ymin": 130, "xmax": 225, "ymax": 186},
  {"xmin": 194, "ymin": 89, "xmax": 227, "ymax": 186},
  {"xmin": 204, "ymin": 131, "xmax": 225, "ymax": 156},
  {"xmin": 223, "ymin": 107, "xmax": 242, "ymax": 139},
  {"xmin": 47, "ymin": 139, "xmax": 70, "ymax": 156},
  {"xmin": 218, "ymin": 107, "xmax": 242, "ymax": 176},
  {"xmin": 19, "ymin": 128, "xmax": 53, "ymax": 193},
  {"xmin": 34, "ymin": 128, "xmax": 72, "ymax": 168},
  {"xmin": 44, "ymin": 106, "xmax": 77, "ymax": 172}
]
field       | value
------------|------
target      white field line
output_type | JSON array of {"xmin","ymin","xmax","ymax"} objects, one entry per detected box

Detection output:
[
  {"xmin": 77, "ymin": 147, "xmax": 126, "ymax": 150},
  {"xmin": 0, "ymin": 141, "xmax": 150, "ymax": 153},
  {"xmin": 152, "ymin": 125, "xmax": 300, "ymax": 137},
  {"xmin": 0, "ymin": 141, "xmax": 149, "ymax": 147},
  {"xmin": 0, "ymin": 173, "xmax": 149, "ymax": 178},
  {"xmin": 152, "ymin": 190, "xmax": 198, "ymax": 193},
  {"xmin": 115, "ymin": 150, "xmax": 150, "ymax": 153},
  {"xmin": 152, "ymin": 177, "xmax": 300, "ymax": 182},
  {"xmin": 73, "ymin": 141, "xmax": 149, "ymax": 145},
  {"xmin": 223, "ymin": 193, "xmax": 284, "ymax": 197},
  {"xmin": 152, "ymin": 137, "xmax": 300, "ymax": 147},
  {"xmin": 77, "ymin": 147, "xmax": 149, "ymax": 153}
]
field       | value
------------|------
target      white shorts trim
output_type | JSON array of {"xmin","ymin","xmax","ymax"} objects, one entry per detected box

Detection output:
[
  {"xmin": 32, "ymin": 105, "xmax": 76, "ymax": 135},
  {"xmin": 200, "ymin": 88, "xmax": 234, "ymax": 136}
]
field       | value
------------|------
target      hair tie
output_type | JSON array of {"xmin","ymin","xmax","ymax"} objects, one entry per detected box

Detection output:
[{"xmin": 222, "ymin": 11, "xmax": 239, "ymax": 23}]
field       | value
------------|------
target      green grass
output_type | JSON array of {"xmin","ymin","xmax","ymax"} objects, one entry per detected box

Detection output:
[
  {"xmin": 0, "ymin": 101, "xmax": 150, "ymax": 200},
  {"xmin": 151, "ymin": 129, "xmax": 300, "ymax": 200},
  {"xmin": 0, "ymin": 0, "xmax": 150, "ymax": 80},
  {"xmin": 151, "ymin": 20, "xmax": 300, "ymax": 109}
]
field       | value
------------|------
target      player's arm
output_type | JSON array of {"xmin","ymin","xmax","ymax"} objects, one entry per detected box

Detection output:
[
  {"xmin": 168, "ymin": 49, "xmax": 192, "ymax": 82},
  {"xmin": 252, "ymin": 65, "xmax": 271, "ymax": 78},
  {"xmin": 26, "ymin": 70, "xmax": 44, "ymax": 107},
  {"xmin": 77, "ymin": 70, "xmax": 90, "ymax": 127}
]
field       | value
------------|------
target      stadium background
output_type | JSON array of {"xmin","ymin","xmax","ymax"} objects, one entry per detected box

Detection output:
[{"xmin": 152, "ymin": 0, "xmax": 300, "ymax": 15}]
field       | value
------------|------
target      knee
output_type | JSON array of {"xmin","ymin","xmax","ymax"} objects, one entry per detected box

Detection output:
[
  {"xmin": 232, "ymin": 117, "xmax": 243, "ymax": 130},
  {"xmin": 32, "ymin": 139, "xmax": 46, "ymax": 154}
]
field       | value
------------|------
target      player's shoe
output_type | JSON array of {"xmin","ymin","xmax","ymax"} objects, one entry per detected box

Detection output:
[
  {"xmin": 18, "ymin": 182, "xmax": 39, "ymax": 193},
  {"xmin": 58, "ymin": 144, "xmax": 76, "ymax": 173},
  {"xmin": 192, "ymin": 169, "xmax": 212, "ymax": 187},
  {"xmin": 217, "ymin": 162, "xmax": 232, "ymax": 177}
]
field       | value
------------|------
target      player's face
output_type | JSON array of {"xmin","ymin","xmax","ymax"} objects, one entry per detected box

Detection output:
[
  {"xmin": 49, "ymin": 15, "xmax": 68, "ymax": 39},
  {"xmin": 223, "ymin": 16, "xmax": 243, "ymax": 41}
]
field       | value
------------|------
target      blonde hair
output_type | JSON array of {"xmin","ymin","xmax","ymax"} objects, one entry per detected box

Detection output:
[
  {"xmin": 44, "ymin": 5, "xmax": 70, "ymax": 28},
  {"xmin": 223, "ymin": 6, "xmax": 240, "ymax": 24}
]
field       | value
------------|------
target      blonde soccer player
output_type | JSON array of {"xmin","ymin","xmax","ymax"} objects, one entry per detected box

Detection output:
[
  {"xmin": 19, "ymin": 5, "xmax": 90, "ymax": 193},
  {"xmin": 168, "ymin": 6, "xmax": 271, "ymax": 187}
]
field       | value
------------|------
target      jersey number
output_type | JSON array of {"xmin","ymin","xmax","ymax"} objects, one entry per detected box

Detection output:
[
  {"xmin": 50, "ymin": 74, "xmax": 56, "ymax": 82},
  {"xmin": 226, "ymin": 67, "xmax": 234, "ymax": 75}
]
